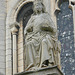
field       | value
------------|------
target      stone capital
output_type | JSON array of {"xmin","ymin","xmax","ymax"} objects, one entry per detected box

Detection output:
[{"xmin": 10, "ymin": 22, "xmax": 20, "ymax": 35}]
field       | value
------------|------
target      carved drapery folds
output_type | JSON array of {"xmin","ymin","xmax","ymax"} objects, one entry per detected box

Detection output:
[{"xmin": 24, "ymin": 0, "xmax": 61, "ymax": 71}]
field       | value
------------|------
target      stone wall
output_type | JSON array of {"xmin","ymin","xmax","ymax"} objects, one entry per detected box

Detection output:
[
  {"xmin": 5, "ymin": 0, "xmax": 75, "ymax": 75},
  {"xmin": 0, "ymin": 0, "xmax": 6, "ymax": 75}
]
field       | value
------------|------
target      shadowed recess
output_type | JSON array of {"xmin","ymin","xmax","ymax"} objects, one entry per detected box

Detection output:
[{"xmin": 17, "ymin": 2, "xmax": 33, "ymax": 28}]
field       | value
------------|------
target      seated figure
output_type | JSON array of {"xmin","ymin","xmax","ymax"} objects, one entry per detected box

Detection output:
[{"xmin": 24, "ymin": 0, "xmax": 61, "ymax": 71}]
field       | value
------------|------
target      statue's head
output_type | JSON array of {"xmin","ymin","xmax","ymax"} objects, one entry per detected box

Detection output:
[{"xmin": 33, "ymin": 0, "xmax": 45, "ymax": 15}]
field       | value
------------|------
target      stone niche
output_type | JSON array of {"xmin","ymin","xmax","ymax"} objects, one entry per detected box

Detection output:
[{"xmin": 14, "ymin": 66, "xmax": 63, "ymax": 75}]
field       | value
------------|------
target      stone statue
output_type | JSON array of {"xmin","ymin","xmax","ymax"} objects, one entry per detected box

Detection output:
[{"xmin": 24, "ymin": 0, "xmax": 61, "ymax": 71}]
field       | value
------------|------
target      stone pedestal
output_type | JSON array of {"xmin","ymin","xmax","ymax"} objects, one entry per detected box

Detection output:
[{"xmin": 15, "ymin": 66, "xmax": 63, "ymax": 75}]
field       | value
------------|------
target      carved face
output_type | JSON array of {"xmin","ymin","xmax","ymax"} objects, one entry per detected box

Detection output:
[{"xmin": 34, "ymin": 2, "xmax": 43, "ymax": 13}]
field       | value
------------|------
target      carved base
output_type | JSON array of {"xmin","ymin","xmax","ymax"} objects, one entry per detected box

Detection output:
[{"xmin": 15, "ymin": 66, "xmax": 63, "ymax": 75}]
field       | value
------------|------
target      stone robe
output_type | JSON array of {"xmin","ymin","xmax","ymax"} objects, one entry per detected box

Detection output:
[{"xmin": 24, "ymin": 13, "xmax": 58, "ymax": 70}]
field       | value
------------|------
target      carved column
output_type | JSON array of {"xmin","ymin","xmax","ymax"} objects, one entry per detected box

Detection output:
[
  {"xmin": 10, "ymin": 22, "xmax": 19, "ymax": 74},
  {"xmin": 69, "ymin": 0, "xmax": 75, "ymax": 47}
]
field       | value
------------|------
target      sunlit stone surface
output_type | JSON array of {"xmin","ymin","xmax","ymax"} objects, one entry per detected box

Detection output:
[{"xmin": 57, "ymin": 2, "xmax": 75, "ymax": 75}]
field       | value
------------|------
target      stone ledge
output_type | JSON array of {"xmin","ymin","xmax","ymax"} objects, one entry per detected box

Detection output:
[{"xmin": 15, "ymin": 66, "xmax": 63, "ymax": 75}]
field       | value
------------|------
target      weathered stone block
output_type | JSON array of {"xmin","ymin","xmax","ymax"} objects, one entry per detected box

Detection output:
[
  {"xmin": 18, "ymin": 47, "xmax": 23, "ymax": 54},
  {"xmin": 0, "ymin": 50, "xmax": 5, "ymax": 56},
  {"xmin": 18, "ymin": 66, "xmax": 24, "ymax": 73},
  {"xmin": 0, "ymin": 62, "xmax": 5, "ymax": 68},
  {"xmin": 0, "ymin": 56, "xmax": 5, "ymax": 62},
  {"xmin": 18, "ymin": 53, "xmax": 23, "ymax": 60},
  {"xmin": 6, "ymin": 55, "xmax": 12, "ymax": 62},
  {"xmin": 6, "ymin": 68, "xmax": 12, "ymax": 75},
  {"xmin": 0, "ymin": 69, "xmax": 5, "ymax": 75},
  {"xmin": 18, "ymin": 59, "xmax": 23, "ymax": 67}
]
